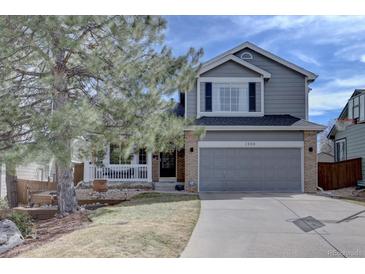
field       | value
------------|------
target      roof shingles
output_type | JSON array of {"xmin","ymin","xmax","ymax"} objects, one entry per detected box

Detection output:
[{"xmin": 194, "ymin": 115, "xmax": 300, "ymax": 126}]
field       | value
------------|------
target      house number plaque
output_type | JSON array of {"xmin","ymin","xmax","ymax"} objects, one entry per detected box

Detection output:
[{"xmin": 243, "ymin": 141, "xmax": 256, "ymax": 147}]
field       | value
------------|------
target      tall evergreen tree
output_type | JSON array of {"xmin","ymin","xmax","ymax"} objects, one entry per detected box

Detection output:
[{"xmin": 0, "ymin": 16, "xmax": 202, "ymax": 214}]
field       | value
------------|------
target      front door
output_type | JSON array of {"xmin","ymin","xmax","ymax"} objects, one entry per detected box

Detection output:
[{"xmin": 160, "ymin": 152, "xmax": 176, "ymax": 177}]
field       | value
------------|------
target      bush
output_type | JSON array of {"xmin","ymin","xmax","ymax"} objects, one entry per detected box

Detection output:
[
  {"xmin": 8, "ymin": 212, "xmax": 33, "ymax": 237},
  {"xmin": 0, "ymin": 197, "xmax": 8, "ymax": 210}
]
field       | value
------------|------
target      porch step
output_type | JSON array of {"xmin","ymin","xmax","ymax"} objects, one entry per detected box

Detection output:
[{"xmin": 154, "ymin": 182, "xmax": 183, "ymax": 192}]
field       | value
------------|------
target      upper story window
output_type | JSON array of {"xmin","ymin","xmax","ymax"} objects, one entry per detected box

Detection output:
[
  {"xmin": 213, "ymin": 83, "xmax": 248, "ymax": 112},
  {"xmin": 199, "ymin": 78, "xmax": 261, "ymax": 117},
  {"xmin": 348, "ymin": 93, "xmax": 365, "ymax": 123},
  {"xmin": 240, "ymin": 52, "xmax": 253, "ymax": 60}
]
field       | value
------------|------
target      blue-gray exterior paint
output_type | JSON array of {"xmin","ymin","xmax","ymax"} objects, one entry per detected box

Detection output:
[
  {"xmin": 335, "ymin": 123, "xmax": 365, "ymax": 183},
  {"xmin": 200, "ymin": 60, "xmax": 261, "ymax": 77},
  {"xmin": 201, "ymin": 131, "xmax": 304, "ymax": 142},
  {"xmin": 186, "ymin": 82, "xmax": 197, "ymax": 118},
  {"xmin": 234, "ymin": 48, "xmax": 306, "ymax": 119},
  {"xmin": 199, "ymin": 148, "xmax": 302, "ymax": 192}
]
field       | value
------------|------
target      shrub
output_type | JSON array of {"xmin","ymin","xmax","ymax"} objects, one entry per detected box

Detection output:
[
  {"xmin": 8, "ymin": 212, "xmax": 33, "ymax": 237},
  {"xmin": 0, "ymin": 197, "xmax": 8, "ymax": 210}
]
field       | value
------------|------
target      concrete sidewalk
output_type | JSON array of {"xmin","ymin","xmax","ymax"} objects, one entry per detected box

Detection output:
[{"xmin": 181, "ymin": 192, "xmax": 365, "ymax": 258}]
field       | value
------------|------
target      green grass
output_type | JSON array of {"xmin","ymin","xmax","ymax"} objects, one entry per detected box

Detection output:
[{"xmin": 20, "ymin": 192, "xmax": 200, "ymax": 258}]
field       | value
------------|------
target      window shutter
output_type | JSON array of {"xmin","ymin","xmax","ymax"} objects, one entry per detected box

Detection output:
[
  {"xmin": 249, "ymin": 82, "xmax": 256, "ymax": 112},
  {"xmin": 205, "ymin": 82, "xmax": 212, "ymax": 112}
]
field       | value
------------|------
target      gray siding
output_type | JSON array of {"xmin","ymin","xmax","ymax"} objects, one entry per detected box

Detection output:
[
  {"xmin": 201, "ymin": 130, "xmax": 304, "ymax": 142},
  {"xmin": 200, "ymin": 82, "xmax": 205, "ymax": 112},
  {"xmin": 186, "ymin": 82, "xmax": 197, "ymax": 118},
  {"xmin": 335, "ymin": 123, "xmax": 365, "ymax": 182},
  {"xmin": 234, "ymin": 48, "xmax": 306, "ymax": 119},
  {"xmin": 201, "ymin": 60, "xmax": 261, "ymax": 77},
  {"xmin": 199, "ymin": 148, "xmax": 302, "ymax": 192}
]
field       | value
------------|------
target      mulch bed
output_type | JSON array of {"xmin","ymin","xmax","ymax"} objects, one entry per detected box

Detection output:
[{"xmin": 0, "ymin": 212, "xmax": 91, "ymax": 258}]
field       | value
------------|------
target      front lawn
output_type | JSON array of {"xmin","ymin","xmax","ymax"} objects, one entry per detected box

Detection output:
[{"xmin": 20, "ymin": 192, "xmax": 200, "ymax": 258}]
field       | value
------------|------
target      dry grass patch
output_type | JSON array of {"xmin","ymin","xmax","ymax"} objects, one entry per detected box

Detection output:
[{"xmin": 20, "ymin": 193, "xmax": 200, "ymax": 258}]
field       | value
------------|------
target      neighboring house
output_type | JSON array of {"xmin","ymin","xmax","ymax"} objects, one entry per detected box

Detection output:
[
  {"xmin": 84, "ymin": 41, "xmax": 325, "ymax": 193},
  {"xmin": 328, "ymin": 89, "xmax": 365, "ymax": 185},
  {"xmin": 318, "ymin": 152, "xmax": 334, "ymax": 163},
  {"xmin": 0, "ymin": 162, "xmax": 53, "ymax": 199}
]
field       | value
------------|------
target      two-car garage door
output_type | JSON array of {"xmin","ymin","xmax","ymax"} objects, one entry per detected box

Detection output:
[{"xmin": 199, "ymin": 147, "xmax": 302, "ymax": 192}]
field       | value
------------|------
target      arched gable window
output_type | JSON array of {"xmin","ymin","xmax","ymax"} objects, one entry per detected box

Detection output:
[{"xmin": 240, "ymin": 51, "xmax": 253, "ymax": 60}]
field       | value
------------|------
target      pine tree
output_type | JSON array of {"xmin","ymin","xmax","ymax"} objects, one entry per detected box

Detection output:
[{"xmin": 0, "ymin": 16, "xmax": 202, "ymax": 214}]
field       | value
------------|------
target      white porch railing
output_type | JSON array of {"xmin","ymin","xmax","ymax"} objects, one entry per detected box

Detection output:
[{"xmin": 87, "ymin": 164, "xmax": 149, "ymax": 182}]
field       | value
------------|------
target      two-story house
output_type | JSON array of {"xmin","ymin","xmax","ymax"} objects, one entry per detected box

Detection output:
[
  {"xmin": 83, "ymin": 41, "xmax": 325, "ymax": 193},
  {"xmin": 328, "ymin": 89, "xmax": 365, "ymax": 186},
  {"xmin": 184, "ymin": 42, "xmax": 324, "ymax": 192}
]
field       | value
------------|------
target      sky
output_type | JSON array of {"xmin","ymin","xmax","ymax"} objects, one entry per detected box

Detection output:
[{"xmin": 164, "ymin": 15, "xmax": 365, "ymax": 126}]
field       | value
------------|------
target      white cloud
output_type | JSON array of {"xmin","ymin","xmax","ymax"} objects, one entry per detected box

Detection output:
[
  {"xmin": 335, "ymin": 44, "xmax": 365, "ymax": 63},
  {"xmin": 230, "ymin": 16, "xmax": 365, "ymax": 46},
  {"xmin": 333, "ymin": 75, "xmax": 365, "ymax": 88},
  {"xmin": 309, "ymin": 74, "xmax": 365, "ymax": 116},
  {"xmin": 309, "ymin": 89, "xmax": 352, "ymax": 116},
  {"xmin": 309, "ymin": 110, "xmax": 325, "ymax": 116},
  {"xmin": 291, "ymin": 51, "xmax": 320, "ymax": 66}
]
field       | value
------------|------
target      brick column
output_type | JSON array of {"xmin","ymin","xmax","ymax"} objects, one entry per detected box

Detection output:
[
  {"xmin": 185, "ymin": 131, "xmax": 198, "ymax": 192},
  {"xmin": 304, "ymin": 130, "xmax": 318, "ymax": 193},
  {"xmin": 176, "ymin": 149, "xmax": 185, "ymax": 183},
  {"xmin": 152, "ymin": 153, "xmax": 159, "ymax": 182}
]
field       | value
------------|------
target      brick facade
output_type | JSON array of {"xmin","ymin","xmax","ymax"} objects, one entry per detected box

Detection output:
[
  {"xmin": 176, "ymin": 149, "xmax": 185, "ymax": 182},
  {"xmin": 304, "ymin": 130, "xmax": 318, "ymax": 192},
  {"xmin": 184, "ymin": 131, "xmax": 199, "ymax": 192}
]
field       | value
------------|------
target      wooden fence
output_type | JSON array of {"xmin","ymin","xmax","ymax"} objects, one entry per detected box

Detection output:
[
  {"xmin": 17, "ymin": 179, "xmax": 57, "ymax": 205},
  {"xmin": 318, "ymin": 158, "xmax": 362, "ymax": 190}
]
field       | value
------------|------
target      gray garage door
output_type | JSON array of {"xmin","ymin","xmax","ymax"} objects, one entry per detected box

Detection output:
[{"xmin": 199, "ymin": 148, "xmax": 302, "ymax": 192}]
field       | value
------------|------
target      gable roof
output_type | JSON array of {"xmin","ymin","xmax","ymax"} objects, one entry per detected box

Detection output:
[
  {"xmin": 198, "ymin": 54, "xmax": 271, "ymax": 78},
  {"xmin": 201, "ymin": 41, "xmax": 317, "ymax": 81}
]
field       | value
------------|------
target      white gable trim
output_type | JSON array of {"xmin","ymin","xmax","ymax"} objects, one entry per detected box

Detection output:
[
  {"xmin": 198, "ymin": 54, "xmax": 271, "ymax": 79},
  {"xmin": 203, "ymin": 42, "xmax": 317, "ymax": 81}
]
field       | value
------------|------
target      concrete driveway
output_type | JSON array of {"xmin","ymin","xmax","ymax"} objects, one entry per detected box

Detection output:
[{"xmin": 181, "ymin": 193, "xmax": 365, "ymax": 258}]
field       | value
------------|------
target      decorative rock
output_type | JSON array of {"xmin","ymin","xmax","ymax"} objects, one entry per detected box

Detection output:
[
  {"xmin": 0, "ymin": 219, "xmax": 24, "ymax": 254},
  {"xmin": 0, "ymin": 235, "xmax": 7, "ymax": 245}
]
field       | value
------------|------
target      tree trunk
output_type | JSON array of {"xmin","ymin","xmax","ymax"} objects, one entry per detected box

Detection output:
[
  {"xmin": 53, "ymin": 62, "xmax": 78, "ymax": 214},
  {"xmin": 5, "ymin": 162, "xmax": 18, "ymax": 208},
  {"xmin": 56, "ymin": 162, "xmax": 78, "ymax": 214}
]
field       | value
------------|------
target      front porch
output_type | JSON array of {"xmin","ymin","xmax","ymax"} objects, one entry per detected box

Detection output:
[
  {"xmin": 83, "ymin": 146, "xmax": 185, "ymax": 184},
  {"xmin": 85, "ymin": 162, "xmax": 152, "ymax": 182}
]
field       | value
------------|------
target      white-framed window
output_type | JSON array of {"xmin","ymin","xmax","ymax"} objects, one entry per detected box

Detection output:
[
  {"xmin": 197, "ymin": 77, "xmax": 264, "ymax": 117},
  {"xmin": 348, "ymin": 93, "xmax": 365, "ymax": 122},
  {"xmin": 212, "ymin": 82, "xmax": 248, "ymax": 112},
  {"xmin": 240, "ymin": 52, "xmax": 253, "ymax": 60},
  {"xmin": 335, "ymin": 139, "xmax": 346, "ymax": 162},
  {"xmin": 109, "ymin": 144, "xmax": 133, "ymax": 164}
]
